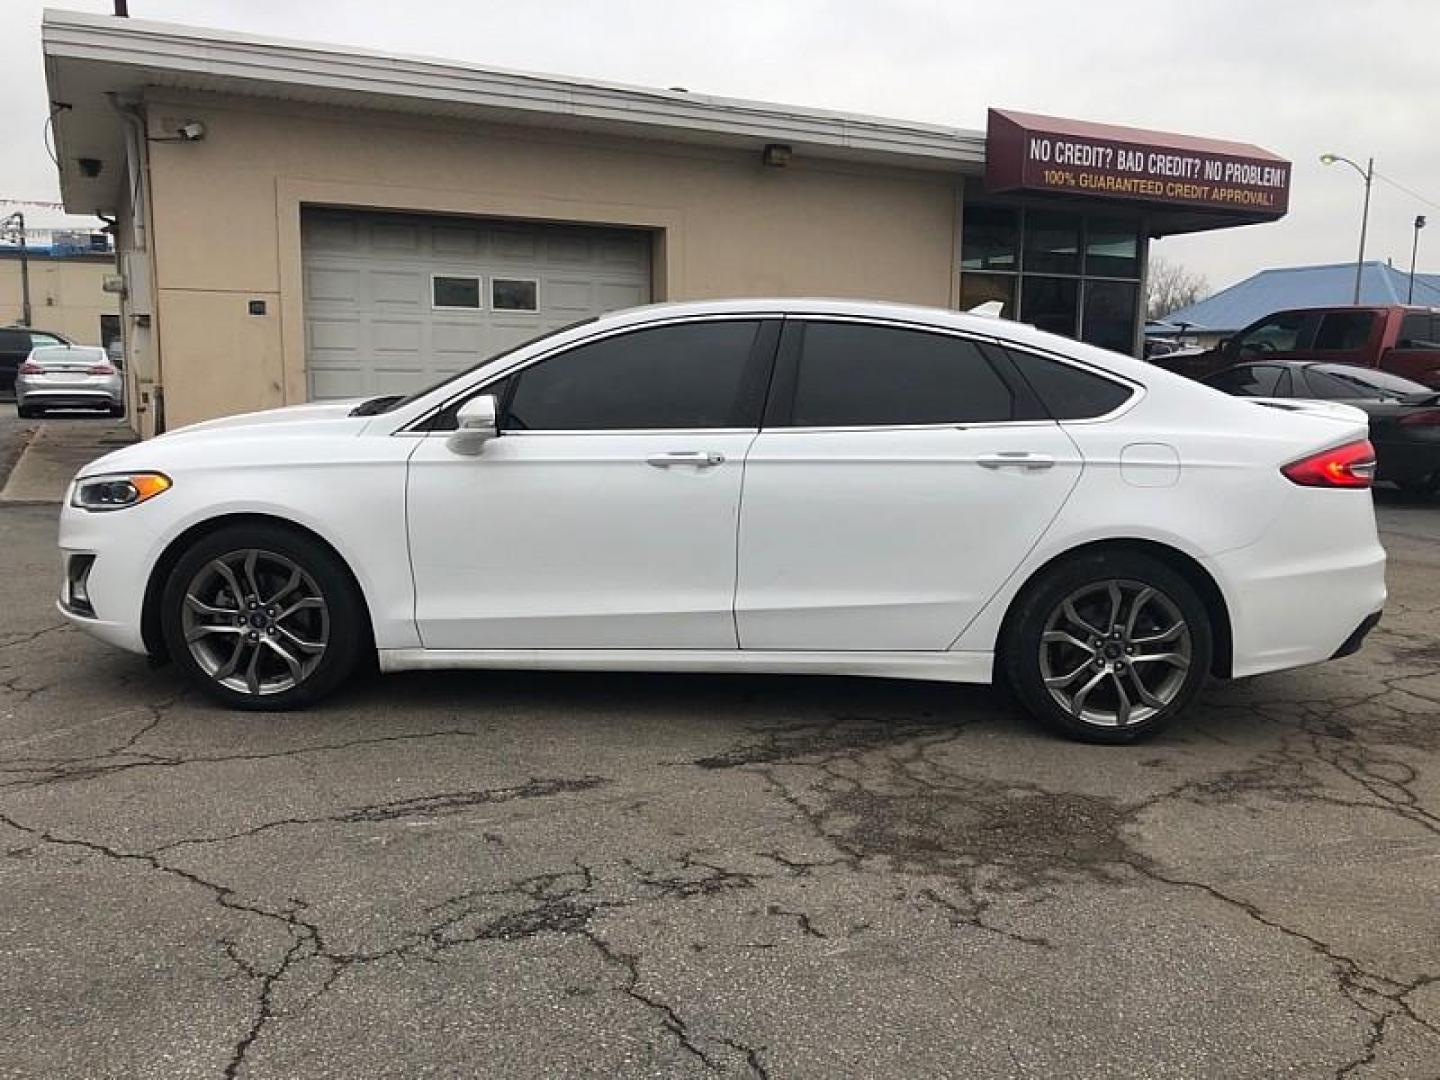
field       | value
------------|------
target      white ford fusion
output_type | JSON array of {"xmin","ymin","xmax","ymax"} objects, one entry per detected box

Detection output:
[{"xmin": 58, "ymin": 300, "xmax": 1386, "ymax": 742}]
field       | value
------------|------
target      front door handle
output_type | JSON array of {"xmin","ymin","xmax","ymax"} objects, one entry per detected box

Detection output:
[
  {"xmin": 646, "ymin": 451, "xmax": 726, "ymax": 468},
  {"xmin": 977, "ymin": 452, "xmax": 1056, "ymax": 471}
]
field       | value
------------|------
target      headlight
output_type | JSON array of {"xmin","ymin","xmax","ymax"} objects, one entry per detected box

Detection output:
[{"xmin": 71, "ymin": 472, "xmax": 172, "ymax": 512}]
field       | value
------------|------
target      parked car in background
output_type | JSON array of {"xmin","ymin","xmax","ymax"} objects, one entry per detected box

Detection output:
[
  {"xmin": 1151, "ymin": 305, "xmax": 1440, "ymax": 388},
  {"xmin": 0, "ymin": 326, "xmax": 71, "ymax": 398},
  {"xmin": 57, "ymin": 299, "xmax": 1385, "ymax": 744},
  {"xmin": 1204, "ymin": 361, "xmax": 1440, "ymax": 494},
  {"xmin": 16, "ymin": 345, "xmax": 124, "ymax": 418}
]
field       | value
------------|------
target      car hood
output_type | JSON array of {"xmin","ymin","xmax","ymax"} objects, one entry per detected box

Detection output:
[
  {"xmin": 75, "ymin": 399, "xmax": 370, "ymax": 479},
  {"xmin": 167, "ymin": 398, "xmax": 368, "ymax": 435}
]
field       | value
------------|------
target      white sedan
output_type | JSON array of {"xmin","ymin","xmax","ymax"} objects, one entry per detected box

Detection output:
[{"xmin": 57, "ymin": 300, "xmax": 1386, "ymax": 742}]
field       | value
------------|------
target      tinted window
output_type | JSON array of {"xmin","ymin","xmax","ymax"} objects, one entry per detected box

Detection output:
[
  {"xmin": 432, "ymin": 276, "xmax": 480, "ymax": 309},
  {"xmin": 1205, "ymin": 364, "xmax": 1286, "ymax": 397},
  {"xmin": 504, "ymin": 321, "xmax": 761, "ymax": 430},
  {"xmin": 1305, "ymin": 364, "xmax": 1430, "ymax": 399},
  {"xmin": 1007, "ymin": 348, "xmax": 1134, "ymax": 418},
  {"xmin": 1314, "ymin": 312, "xmax": 1376, "ymax": 351},
  {"xmin": 784, "ymin": 323, "xmax": 1017, "ymax": 427},
  {"xmin": 1398, "ymin": 314, "xmax": 1440, "ymax": 350},
  {"xmin": 1235, "ymin": 311, "xmax": 1312, "ymax": 355}
]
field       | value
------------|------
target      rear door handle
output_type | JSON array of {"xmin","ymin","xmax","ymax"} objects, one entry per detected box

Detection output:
[
  {"xmin": 976, "ymin": 452, "xmax": 1056, "ymax": 471},
  {"xmin": 646, "ymin": 451, "xmax": 726, "ymax": 468}
]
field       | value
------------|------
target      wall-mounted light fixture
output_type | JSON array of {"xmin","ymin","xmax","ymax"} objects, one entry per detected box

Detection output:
[{"xmin": 762, "ymin": 143, "xmax": 792, "ymax": 169}]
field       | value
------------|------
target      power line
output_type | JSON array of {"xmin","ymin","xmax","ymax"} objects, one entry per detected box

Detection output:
[{"xmin": 1374, "ymin": 171, "xmax": 1440, "ymax": 212}]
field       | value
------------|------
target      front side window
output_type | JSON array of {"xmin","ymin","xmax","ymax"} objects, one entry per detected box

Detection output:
[
  {"xmin": 1313, "ymin": 312, "xmax": 1376, "ymax": 352},
  {"xmin": 503, "ymin": 320, "xmax": 762, "ymax": 430},
  {"xmin": 783, "ymin": 322, "xmax": 1018, "ymax": 427},
  {"xmin": 1235, "ymin": 312, "xmax": 1313, "ymax": 355}
]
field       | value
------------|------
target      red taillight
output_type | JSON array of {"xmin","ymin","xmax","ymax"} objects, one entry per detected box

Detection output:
[
  {"xmin": 1281, "ymin": 439, "xmax": 1376, "ymax": 489},
  {"xmin": 86, "ymin": 364, "xmax": 115, "ymax": 376},
  {"xmin": 1398, "ymin": 408, "xmax": 1440, "ymax": 427},
  {"xmin": 18, "ymin": 361, "xmax": 42, "ymax": 375}
]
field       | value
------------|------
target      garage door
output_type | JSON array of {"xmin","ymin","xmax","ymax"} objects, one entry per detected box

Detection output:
[{"xmin": 301, "ymin": 209, "xmax": 652, "ymax": 400}]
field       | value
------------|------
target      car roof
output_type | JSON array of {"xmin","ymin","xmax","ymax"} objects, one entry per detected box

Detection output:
[{"xmin": 593, "ymin": 297, "xmax": 1152, "ymax": 378}]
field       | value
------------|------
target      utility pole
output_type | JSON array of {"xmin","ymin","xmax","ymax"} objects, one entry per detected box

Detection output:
[
  {"xmin": 1410, "ymin": 215, "xmax": 1427, "ymax": 304},
  {"xmin": 2, "ymin": 212, "xmax": 31, "ymax": 327}
]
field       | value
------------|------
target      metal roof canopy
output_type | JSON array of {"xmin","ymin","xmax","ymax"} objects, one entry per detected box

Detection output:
[{"xmin": 41, "ymin": 8, "xmax": 989, "ymax": 215}]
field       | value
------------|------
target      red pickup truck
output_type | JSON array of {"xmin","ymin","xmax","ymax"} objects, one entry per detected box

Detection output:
[{"xmin": 1150, "ymin": 305, "xmax": 1440, "ymax": 388}]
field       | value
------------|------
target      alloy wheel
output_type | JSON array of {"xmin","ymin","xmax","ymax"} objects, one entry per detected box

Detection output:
[
  {"xmin": 1038, "ymin": 578, "xmax": 1192, "ymax": 728},
  {"xmin": 180, "ymin": 548, "xmax": 330, "ymax": 696}
]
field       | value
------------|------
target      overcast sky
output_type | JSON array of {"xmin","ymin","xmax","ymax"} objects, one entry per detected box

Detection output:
[{"xmin": 3, "ymin": 0, "xmax": 1436, "ymax": 293}]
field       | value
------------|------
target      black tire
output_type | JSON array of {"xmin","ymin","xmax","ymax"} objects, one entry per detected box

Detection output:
[
  {"xmin": 1001, "ymin": 550, "xmax": 1213, "ymax": 744},
  {"xmin": 108, "ymin": 405, "xmax": 125, "ymax": 419},
  {"xmin": 160, "ymin": 522, "xmax": 370, "ymax": 710},
  {"xmin": 17, "ymin": 404, "xmax": 37, "ymax": 419}
]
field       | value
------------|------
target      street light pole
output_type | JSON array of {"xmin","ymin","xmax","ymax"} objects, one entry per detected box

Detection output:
[
  {"xmin": 1320, "ymin": 153, "xmax": 1375, "ymax": 304},
  {"xmin": 1, "ymin": 211, "xmax": 31, "ymax": 327},
  {"xmin": 1410, "ymin": 215, "xmax": 1428, "ymax": 304}
]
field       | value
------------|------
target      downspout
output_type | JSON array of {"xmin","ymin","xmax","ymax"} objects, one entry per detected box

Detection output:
[{"xmin": 107, "ymin": 94, "xmax": 164, "ymax": 433}]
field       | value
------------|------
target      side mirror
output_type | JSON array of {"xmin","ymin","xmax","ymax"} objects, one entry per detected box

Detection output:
[
  {"xmin": 446, "ymin": 394, "xmax": 499, "ymax": 456},
  {"xmin": 1217, "ymin": 337, "xmax": 1233, "ymax": 354}
]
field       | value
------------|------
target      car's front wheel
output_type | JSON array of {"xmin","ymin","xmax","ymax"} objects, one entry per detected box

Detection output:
[
  {"xmin": 160, "ymin": 523, "xmax": 369, "ymax": 709},
  {"xmin": 1002, "ymin": 551, "xmax": 1213, "ymax": 743}
]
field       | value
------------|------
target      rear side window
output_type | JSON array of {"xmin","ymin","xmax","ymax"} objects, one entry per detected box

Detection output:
[
  {"xmin": 781, "ymin": 322, "xmax": 1018, "ymax": 427},
  {"xmin": 1313, "ymin": 312, "xmax": 1376, "ymax": 351},
  {"xmin": 1005, "ymin": 348, "xmax": 1134, "ymax": 418},
  {"xmin": 1398, "ymin": 314, "xmax": 1440, "ymax": 350},
  {"xmin": 503, "ymin": 320, "xmax": 763, "ymax": 430}
]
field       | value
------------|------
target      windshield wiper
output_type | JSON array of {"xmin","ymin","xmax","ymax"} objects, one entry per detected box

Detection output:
[{"xmin": 349, "ymin": 395, "xmax": 403, "ymax": 417}]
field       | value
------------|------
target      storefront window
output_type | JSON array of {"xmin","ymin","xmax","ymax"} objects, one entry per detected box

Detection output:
[
  {"xmin": 961, "ymin": 206, "xmax": 1019, "ymax": 272},
  {"xmin": 1085, "ymin": 219, "xmax": 1139, "ymax": 278},
  {"xmin": 960, "ymin": 203, "xmax": 1144, "ymax": 355},
  {"xmin": 958, "ymin": 273, "xmax": 1017, "ymax": 318},
  {"xmin": 1082, "ymin": 281, "xmax": 1139, "ymax": 353},
  {"xmin": 1024, "ymin": 211, "xmax": 1082, "ymax": 275},
  {"xmin": 1022, "ymin": 277, "xmax": 1079, "ymax": 337}
]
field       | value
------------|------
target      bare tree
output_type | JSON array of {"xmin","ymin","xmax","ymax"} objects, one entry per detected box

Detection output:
[{"xmin": 1146, "ymin": 258, "xmax": 1210, "ymax": 321}]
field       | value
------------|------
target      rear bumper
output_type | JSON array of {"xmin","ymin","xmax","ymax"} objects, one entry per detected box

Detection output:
[
  {"xmin": 1331, "ymin": 611, "xmax": 1382, "ymax": 660},
  {"xmin": 1207, "ymin": 489, "xmax": 1387, "ymax": 678}
]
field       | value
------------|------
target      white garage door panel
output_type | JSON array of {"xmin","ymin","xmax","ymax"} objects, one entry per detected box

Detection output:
[{"xmin": 302, "ymin": 210, "xmax": 653, "ymax": 400}]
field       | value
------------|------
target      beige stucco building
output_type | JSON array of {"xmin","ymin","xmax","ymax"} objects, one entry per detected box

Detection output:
[
  {"xmin": 41, "ymin": 10, "xmax": 1287, "ymax": 436},
  {"xmin": 0, "ymin": 252, "xmax": 118, "ymax": 346}
]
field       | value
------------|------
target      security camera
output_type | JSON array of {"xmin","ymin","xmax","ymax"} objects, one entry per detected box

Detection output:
[
  {"xmin": 77, "ymin": 157, "xmax": 103, "ymax": 178},
  {"xmin": 175, "ymin": 121, "xmax": 206, "ymax": 141}
]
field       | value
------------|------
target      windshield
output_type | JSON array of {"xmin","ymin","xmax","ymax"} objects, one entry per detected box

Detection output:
[{"xmin": 352, "ymin": 317, "xmax": 598, "ymax": 417}]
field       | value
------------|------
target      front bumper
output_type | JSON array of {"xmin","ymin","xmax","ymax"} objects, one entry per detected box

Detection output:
[{"xmin": 57, "ymin": 498, "xmax": 161, "ymax": 655}]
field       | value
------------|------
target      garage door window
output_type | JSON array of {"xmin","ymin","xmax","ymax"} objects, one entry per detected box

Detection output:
[
  {"xmin": 493, "ymin": 278, "xmax": 539, "ymax": 312},
  {"xmin": 432, "ymin": 275, "xmax": 481, "ymax": 310},
  {"xmin": 503, "ymin": 321, "xmax": 766, "ymax": 430}
]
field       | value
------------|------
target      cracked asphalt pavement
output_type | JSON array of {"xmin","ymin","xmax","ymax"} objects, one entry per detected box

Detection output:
[{"xmin": 2, "ymin": 497, "xmax": 1440, "ymax": 1078}]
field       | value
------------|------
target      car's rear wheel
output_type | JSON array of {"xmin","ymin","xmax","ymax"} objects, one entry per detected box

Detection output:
[
  {"xmin": 160, "ymin": 523, "xmax": 368, "ymax": 710},
  {"xmin": 17, "ymin": 403, "xmax": 37, "ymax": 419},
  {"xmin": 1002, "ymin": 551, "xmax": 1212, "ymax": 743}
]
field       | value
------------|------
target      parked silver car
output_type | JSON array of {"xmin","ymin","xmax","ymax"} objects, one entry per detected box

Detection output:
[{"xmin": 15, "ymin": 345, "xmax": 124, "ymax": 418}]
